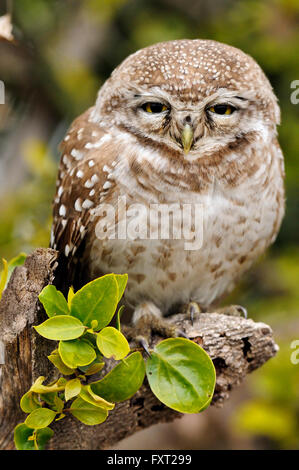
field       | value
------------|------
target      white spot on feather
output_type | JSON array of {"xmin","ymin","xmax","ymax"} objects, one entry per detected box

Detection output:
[
  {"xmin": 75, "ymin": 198, "xmax": 82, "ymax": 212},
  {"xmin": 92, "ymin": 174, "xmax": 99, "ymax": 183},
  {"xmin": 85, "ymin": 134, "xmax": 112, "ymax": 149},
  {"xmin": 71, "ymin": 149, "xmax": 83, "ymax": 160},
  {"xmin": 84, "ymin": 179, "xmax": 94, "ymax": 188},
  {"xmin": 103, "ymin": 181, "xmax": 112, "ymax": 190},
  {"xmin": 82, "ymin": 199, "xmax": 94, "ymax": 209},
  {"xmin": 59, "ymin": 205, "xmax": 66, "ymax": 217}
]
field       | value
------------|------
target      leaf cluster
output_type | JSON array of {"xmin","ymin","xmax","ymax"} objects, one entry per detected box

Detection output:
[{"xmin": 14, "ymin": 272, "xmax": 215, "ymax": 450}]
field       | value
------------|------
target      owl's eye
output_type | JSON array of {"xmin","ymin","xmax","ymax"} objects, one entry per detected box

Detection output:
[
  {"xmin": 208, "ymin": 104, "xmax": 236, "ymax": 115},
  {"xmin": 142, "ymin": 102, "xmax": 168, "ymax": 113}
]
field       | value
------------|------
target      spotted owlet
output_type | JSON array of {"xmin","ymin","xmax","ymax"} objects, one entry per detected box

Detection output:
[{"xmin": 51, "ymin": 39, "xmax": 285, "ymax": 329}]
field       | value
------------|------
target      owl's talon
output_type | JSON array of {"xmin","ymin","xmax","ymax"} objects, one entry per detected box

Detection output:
[
  {"xmin": 214, "ymin": 304, "xmax": 248, "ymax": 318},
  {"xmin": 186, "ymin": 302, "xmax": 201, "ymax": 325},
  {"xmin": 236, "ymin": 305, "xmax": 248, "ymax": 319},
  {"xmin": 131, "ymin": 301, "xmax": 189, "ymax": 348},
  {"xmin": 136, "ymin": 335, "xmax": 151, "ymax": 357}
]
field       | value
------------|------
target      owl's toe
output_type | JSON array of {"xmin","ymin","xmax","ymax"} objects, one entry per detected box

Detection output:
[
  {"xmin": 185, "ymin": 301, "xmax": 201, "ymax": 325},
  {"xmin": 213, "ymin": 304, "xmax": 248, "ymax": 318},
  {"xmin": 128, "ymin": 301, "xmax": 189, "ymax": 355}
]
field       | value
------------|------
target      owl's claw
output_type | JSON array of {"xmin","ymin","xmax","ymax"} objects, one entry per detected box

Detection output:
[
  {"xmin": 136, "ymin": 335, "xmax": 151, "ymax": 357},
  {"xmin": 236, "ymin": 305, "xmax": 248, "ymax": 319},
  {"xmin": 214, "ymin": 304, "xmax": 248, "ymax": 319},
  {"xmin": 129, "ymin": 302, "xmax": 189, "ymax": 353},
  {"xmin": 136, "ymin": 327, "xmax": 188, "ymax": 356},
  {"xmin": 185, "ymin": 301, "xmax": 201, "ymax": 325}
]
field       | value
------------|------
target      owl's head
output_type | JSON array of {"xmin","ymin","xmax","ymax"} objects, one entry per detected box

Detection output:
[{"xmin": 95, "ymin": 39, "xmax": 280, "ymax": 160}]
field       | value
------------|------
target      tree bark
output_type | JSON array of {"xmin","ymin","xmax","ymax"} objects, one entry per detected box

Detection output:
[{"xmin": 0, "ymin": 249, "xmax": 278, "ymax": 450}]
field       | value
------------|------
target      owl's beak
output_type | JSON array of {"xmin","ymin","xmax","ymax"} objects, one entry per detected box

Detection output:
[{"xmin": 181, "ymin": 124, "xmax": 194, "ymax": 154}]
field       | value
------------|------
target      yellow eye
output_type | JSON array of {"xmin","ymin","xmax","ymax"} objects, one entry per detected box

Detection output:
[
  {"xmin": 142, "ymin": 102, "xmax": 168, "ymax": 113},
  {"xmin": 208, "ymin": 104, "xmax": 236, "ymax": 115}
]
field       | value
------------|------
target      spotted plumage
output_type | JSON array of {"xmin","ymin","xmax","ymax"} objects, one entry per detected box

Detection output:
[{"xmin": 51, "ymin": 39, "xmax": 285, "ymax": 316}]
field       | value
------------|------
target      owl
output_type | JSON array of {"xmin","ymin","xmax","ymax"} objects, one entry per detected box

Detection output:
[{"xmin": 51, "ymin": 39, "xmax": 285, "ymax": 333}]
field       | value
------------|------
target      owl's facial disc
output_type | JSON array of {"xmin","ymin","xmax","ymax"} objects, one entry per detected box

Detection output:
[
  {"xmin": 130, "ymin": 90, "xmax": 250, "ymax": 155},
  {"xmin": 98, "ymin": 83, "xmax": 270, "ymax": 160}
]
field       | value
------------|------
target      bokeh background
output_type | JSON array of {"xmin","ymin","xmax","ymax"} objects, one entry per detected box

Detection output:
[{"xmin": 0, "ymin": 0, "xmax": 298, "ymax": 450}]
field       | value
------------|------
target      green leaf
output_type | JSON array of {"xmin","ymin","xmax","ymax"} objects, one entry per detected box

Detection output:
[
  {"xmin": 83, "ymin": 361, "xmax": 105, "ymax": 376},
  {"xmin": 78, "ymin": 349, "xmax": 104, "ymax": 375},
  {"xmin": 48, "ymin": 349, "xmax": 76, "ymax": 375},
  {"xmin": 0, "ymin": 258, "xmax": 8, "ymax": 300},
  {"xmin": 25, "ymin": 408, "xmax": 56, "ymax": 429},
  {"xmin": 39, "ymin": 392, "xmax": 57, "ymax": 407},
  {"xmin": 65, "ymin": 378, "xmax": 82, "ymax": 401},
  {"xmin": 91, "ymin": 352, "xmax": 145, "ymax": 402},
  {"xmin": 67, "ymin": 286, "xmax": 75, "ymax": 308},
  {"xmin": 20, "ymin": 391, "xmax": 41, "ymax": 413},
  {"xmin": 34, "ymin": 315, "xmax": 85, "ymax": 340},
  {"xmin": 82, "ymin": 331, "xmax": 97, "ymax": 347},
  {"xmin": 35, "ymin": 427, "xmax": 54, "ymax": 449},
  {"xmin": 31, "ymin": 376, "xmax": 67, "ymax": 394},
  {"xmin": 53, "ymin": 396, "xmax": 65, "ymax": 413},
  {"xmin": 38, "ymin": 285, "xmax": 69, "ymax": 317},
  {"xmin": 70, "ymin": 397, "xmax": 108, "ymax": 425},
  {"xmin": 96, "ymin": 327, "xmax": 130, "ymax": 360},
  {"xmin": 14, "ymin": 424, "xmax": 35, "ymax": 450},
  {"xmin": 14, "ymin": 424, "xmax": 53, "ymax": 450},
  {"xmin": 114, "ymin": 274, "xmax": 128, "ymax": 302},
  {"xmin": 0, "ymin": 254, "xmax": 27, "ymax": 301},
  {"xmin": 145, "ymin": 338, "xmax": 216, "ymax": 414},
  {"xmin": 59, "ymin": 338, "xmax": 96, "ymax": 369},
  {"xmin": 79, "ymin": 385, "xmax": 115, "ymax": 410},
  {"xmin": 39, "ymin": 392, "xmax": 63, "ymax": 413},
  {"xmin": 116, "ymin": 305, "xmax": 125, "ymax": 332},
  {"xmin": 70, "ymin": 274, "xmax": 119, "ymax": 329}
]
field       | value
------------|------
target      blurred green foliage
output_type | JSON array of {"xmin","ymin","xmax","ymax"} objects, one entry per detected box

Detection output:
[
  {"xmin": 0, "ymin": 140, "xmax": 55, "ymax": 257},
  {"xmin": 232, "ymin": 342, "xmax": 299, "ymax": 449},
  {"xmin": 0, "ymin": 0, "xmax": 298, "ymax": 449}
]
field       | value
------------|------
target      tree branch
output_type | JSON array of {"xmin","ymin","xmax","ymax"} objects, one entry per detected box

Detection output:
[{"xmin": 0, "ymin": 248, "xmax": 278, "ymax": 450}]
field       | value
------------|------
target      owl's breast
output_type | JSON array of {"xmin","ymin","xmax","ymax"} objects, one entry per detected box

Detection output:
[{"xmin": 87, "ymin": 151, "xmax": 284, "ymax": 313}]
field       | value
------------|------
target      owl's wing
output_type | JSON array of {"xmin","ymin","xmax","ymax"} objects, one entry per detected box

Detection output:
[{"xmin": 51, "ymin": 107, "xmax": 117, "ymax": 292}]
